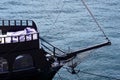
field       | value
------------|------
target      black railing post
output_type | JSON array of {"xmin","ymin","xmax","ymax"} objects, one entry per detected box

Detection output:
[
  {"xmin": 37, "ymin": 33, "xmax": 39, "ymax": 39},
  {"xmin": 18, "ymin": 36, "xmax": 20, "ymax": 42},
  {"xmin": 26, "ymin": 20, "xmax": 28, "ymax": 26},
  {"xmin": 20, "ymin": 20, "xmax": 22, "ymax": 26},
  {"xmin": 31, "ymin": 34, "xmax": 33, "ymax": 40},
  {"xmin": 14, "ymin": 20, "xmax": 16, "ymax": 26},
  {"xmin": 8, "ymin": 20, "xmax": 10, "ymax": 26},
  {"xmin": 2, "ymin": 20, "xmax": 4, "ymax": 26}
]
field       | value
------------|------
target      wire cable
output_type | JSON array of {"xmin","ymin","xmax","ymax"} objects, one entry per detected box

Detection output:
[
  {"xmin": 63, "ymin": 67, "xmax": 120, "ymax": 80},
  {"xmin": 57, "ymin": 72, "xmax": 63, "ymax": 80},
  {"xmin": 80, "ymin": 70, "xmax": 120, "ymax": 80},
  {"xmin": 51, "ymin": 0, "xmax": 65, "ymax": 28},
  {"xmin": 81, "ymin": 0, "xmax": 110, "ymax": 42}
]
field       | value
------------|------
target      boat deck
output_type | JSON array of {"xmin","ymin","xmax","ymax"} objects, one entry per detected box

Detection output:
[{"xmin": 0, "ymin": 20, "xmax": 39, "ymax": 53}]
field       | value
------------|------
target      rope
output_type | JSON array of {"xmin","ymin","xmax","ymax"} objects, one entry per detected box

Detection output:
[
  {"xmin": 38, "ymin": 0, "xmax": 65, "ymax": 33},
  {"xmin": 75, "ymin": 73, "xmax": 81, "ymax": 80},
  {"xmin": 40, "ymin": 0, "xmax": 65, "ymax": 38},
  {"xmin": 80, "ymin": 70, "xmax": 120, "ymax": 80},
  {"xmin": 63, "ymin": 67, "xmax": 120, "ymax": 80},
  {"xmin": 81, "ymin": 0, "xmax": 110, "ymax": 42},
  {"xmin": 52, "ymin": 0, "xmax": 65, "ymax": 28},
  {"xmin": 57, "ymin": 72, "xmax": 63, "ymax": 80}
]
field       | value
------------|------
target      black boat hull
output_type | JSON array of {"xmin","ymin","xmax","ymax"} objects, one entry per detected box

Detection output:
[{"xmin": 0, "ymin": 66, "xmax": 61, "ymax": 80}]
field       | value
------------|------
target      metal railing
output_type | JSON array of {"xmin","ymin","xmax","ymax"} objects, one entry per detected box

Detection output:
[
  {"xmin": 0, "ymin": 20, "xmax": 33, "ymax": 27},
  {"xmin": 0, "ymin": 33, "xmax": 39, "ymax": 44},
  {"xmin": 40, "ymin": 37, "xmax": 66, "ymax": 56}
]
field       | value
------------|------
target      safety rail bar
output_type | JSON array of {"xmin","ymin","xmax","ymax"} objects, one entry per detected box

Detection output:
[
  {"xmin": 0, "ymin": 33, "xmax": 39, "ymax": 44},
  {"xmin": 40, "ymin": 37, "xmax": 66, "ymax": 56},
  {"xmin": 0, "ymin": 20, "xmax": 33, "ymax": 27}
]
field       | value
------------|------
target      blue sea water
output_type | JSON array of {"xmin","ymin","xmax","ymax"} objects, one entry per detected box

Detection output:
[{"xmin": 0, "ymin": 0, "xmax": 120, "ymax": 80}]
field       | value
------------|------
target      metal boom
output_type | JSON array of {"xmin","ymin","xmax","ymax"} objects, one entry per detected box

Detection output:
[{"xmin": 57, "ymin": 41, "xmax": 111, "ymax": 61}]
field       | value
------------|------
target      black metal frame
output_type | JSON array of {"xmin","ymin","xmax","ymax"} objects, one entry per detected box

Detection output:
[
  {"xmin": 0, "ymin": 20, "xmax": 37, "ymax": 34},
  {"xmin": 40, "ymin": 37, "xmax": 66, "ymax": 56}
]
